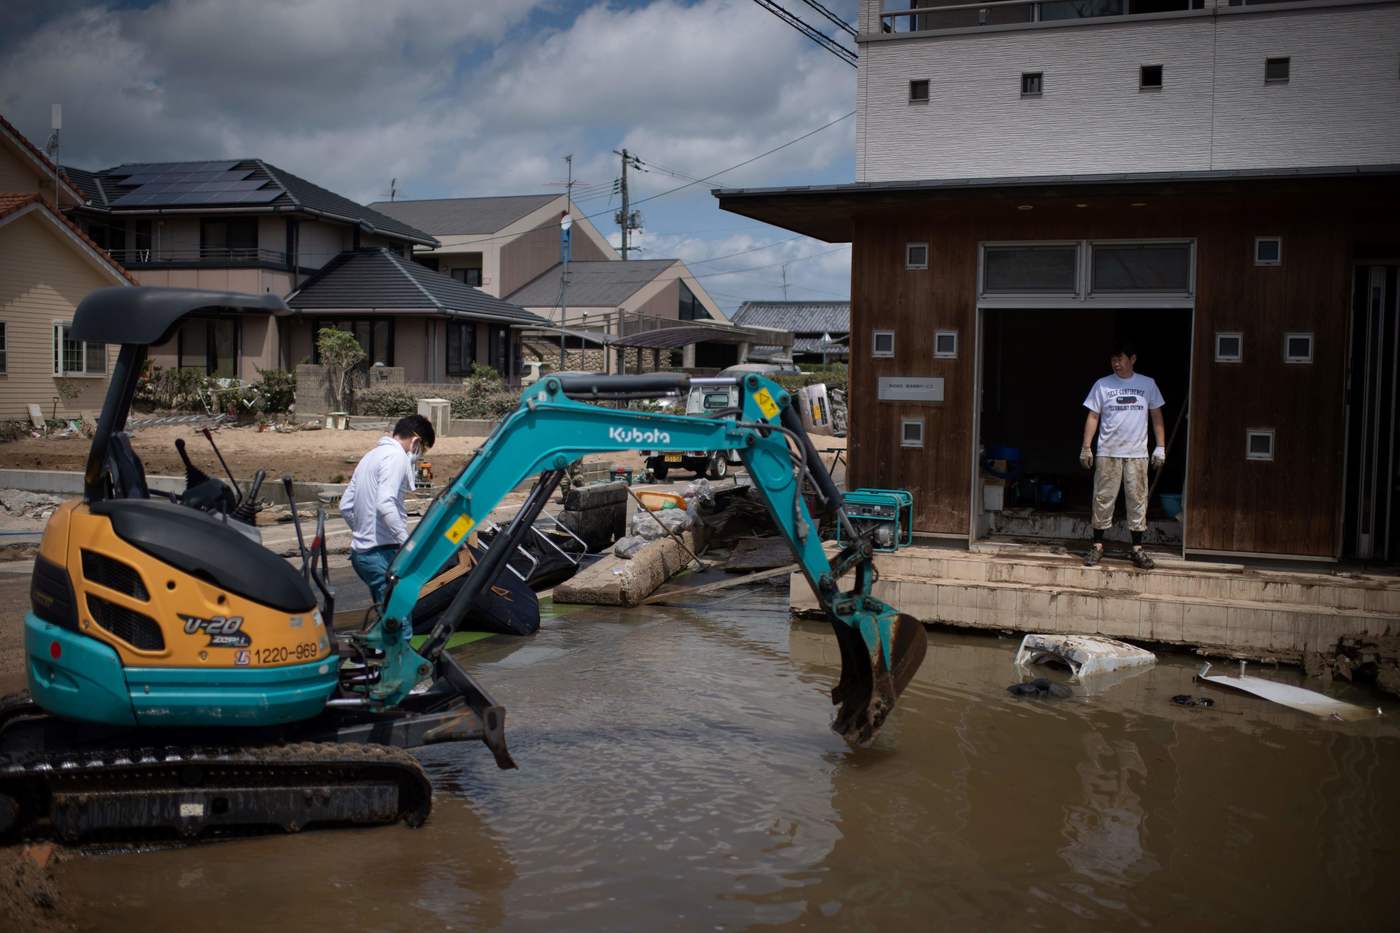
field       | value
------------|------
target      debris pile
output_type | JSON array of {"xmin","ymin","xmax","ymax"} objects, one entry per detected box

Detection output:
[{"xmin": 0, "ymin": 489, "xmax": 67, "ymax": 524}]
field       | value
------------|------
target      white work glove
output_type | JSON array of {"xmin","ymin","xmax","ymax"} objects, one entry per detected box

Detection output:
[
  {"xmin": 1151, "ymin": 446, "xmax": 1166, "ymax": 469},
  {"xmin": 1079, "ymin": 447, "xmax": 1093, "ymax": 470}
]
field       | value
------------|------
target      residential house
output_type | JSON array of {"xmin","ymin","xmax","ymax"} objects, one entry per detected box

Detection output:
[
  {"xmin": 730, "ymin": 300, "xmax": 849, "ymax": 363},
  {"xmin": 372, "ymin": 194, "xmax": 776, "ymax": 371},
  {"xmin": 0, "ymin": 116, "xmax": 132, "ymax": 421},
  {"xmin": 285, "ymin": 248, "xmax": 548, "ymax": 390},
  {"xmin": 718, "ymin": 0, "xmax": 1400, "ymax": 561},
  {"xmin": 64, "ymin": 159, "xmax": 437, "ymax": 380}
]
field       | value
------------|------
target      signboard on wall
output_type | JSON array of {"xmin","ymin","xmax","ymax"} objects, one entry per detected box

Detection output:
[{"xmin": 878, "ymin": 377, "xmax": 944, "ymax": 402}]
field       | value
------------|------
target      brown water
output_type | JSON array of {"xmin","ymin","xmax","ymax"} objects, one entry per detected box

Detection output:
[{"xmin": 60, "ymin": 584, "xmax": 1400, "ymax": 931}]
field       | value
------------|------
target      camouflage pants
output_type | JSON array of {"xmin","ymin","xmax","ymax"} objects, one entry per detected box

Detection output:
[{"xmin": 1092, "ymin": 456, "xmax": 1149, "ymax": 532}]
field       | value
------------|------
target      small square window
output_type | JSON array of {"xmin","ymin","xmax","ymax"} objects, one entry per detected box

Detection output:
[
  {"xmin": 1265, "ymin": 57, "xmax": 1290, "ymax": 84},
  {"xmin": 1021, "ymin": 72, "xmax": 1043, "ymax": 97},
  {"xmin": 934, "ymin": 329, "xmax": 958, "ymax": 359},
  {"xmin": 901, "ymin": 417, "xmax": 925, "ymax": 448},
  {"xmin": 1140, "ymin": 64, "xmax": 1163, "ymax": 90},
  {"xmin": 1215, "ymin": 332, "xmax": 1243, "ymax": 363},
  {"xmin": 873, "ymin": 330, "xmax": 895, "ymax": 358},
  {"xmin": 906, "ymin": 242, "xmax": 928, "ymax": 270},
  {"xmin": 1255, "ymin": 236, "xmax": 1282, "ymax": 266},
  {"xmin": 1246, "ymin": 429, "xmax": 1275, "ymax": 462},
  {"xmin": 909, "ymin": 79, "xmax": 929, "ymax": 103},
  {"xmin": 1284, "ymin": 332, "xmax": 1313, "ymax": 364}
]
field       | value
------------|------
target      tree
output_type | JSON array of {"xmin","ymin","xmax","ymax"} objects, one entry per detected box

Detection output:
[{"xmin": 317, "ymin": 327, "xmax": 366, "ymax": 413}]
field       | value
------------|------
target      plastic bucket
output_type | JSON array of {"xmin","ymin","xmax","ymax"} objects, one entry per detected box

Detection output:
[{"xmin": 1159, "ymin": 493, "xmax": 1183, "ymax": 519}]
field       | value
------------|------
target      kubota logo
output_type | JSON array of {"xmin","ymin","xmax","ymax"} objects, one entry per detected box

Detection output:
[{"xmin": 608, "ymin": 426, "xmax": 671, "ymax": 445}]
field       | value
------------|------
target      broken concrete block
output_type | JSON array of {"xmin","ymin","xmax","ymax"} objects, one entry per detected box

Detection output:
[
  {"xmin": 1014, "ymin": 633, "xmax": 1156, "ymax": 679},
  {"xmin": 555, "ymin": 531, "xmax": 699, "ymax": 607},
  {"xmin": 563, "ymin": 480, "xmax": 628, "ymax": 511}
]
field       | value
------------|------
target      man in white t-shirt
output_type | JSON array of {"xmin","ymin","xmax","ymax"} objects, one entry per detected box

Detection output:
[{"xmin": 1079, "ymin": 341, "xmax": 1166, "ymax": 569}]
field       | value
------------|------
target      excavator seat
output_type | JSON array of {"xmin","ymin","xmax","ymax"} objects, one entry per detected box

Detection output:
[{"xmin": 90, "ymin": 497, "xmax": 316, "ymax": 613}]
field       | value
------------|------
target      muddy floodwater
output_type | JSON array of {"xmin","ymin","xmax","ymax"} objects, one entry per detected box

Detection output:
[{"xmin": 61, "ymin": 584, "xmax": 1400, "ymax": 931}]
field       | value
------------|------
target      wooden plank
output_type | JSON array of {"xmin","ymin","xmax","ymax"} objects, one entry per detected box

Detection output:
[{"xmin": 641, "ymin": 564, "xmax": 797, "ymax": 605}]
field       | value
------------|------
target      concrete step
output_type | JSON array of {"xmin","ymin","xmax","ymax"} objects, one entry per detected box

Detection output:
[{"xmin": 883, "ymin": 546, "xmax": 1400, "ymax": 615}]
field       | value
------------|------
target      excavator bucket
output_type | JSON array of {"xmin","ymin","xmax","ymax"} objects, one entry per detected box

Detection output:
[{"xmin": 829, "ymin": 613, "xmax": 928, "ymax": 746}]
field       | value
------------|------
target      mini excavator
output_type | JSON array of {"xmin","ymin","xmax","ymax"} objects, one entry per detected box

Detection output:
[{"xmin": 0, "ymin": 287, "xmax": 927, "ymax": 841}]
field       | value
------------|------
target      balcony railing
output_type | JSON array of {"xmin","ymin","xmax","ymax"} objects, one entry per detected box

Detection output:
[
  {"xmin": 880, "ymin": 0, "xmax": 1212, "ymax": 34},
  {"xmin": 107, "ymin": 247, "xmax": 289, "ymax": 267}
]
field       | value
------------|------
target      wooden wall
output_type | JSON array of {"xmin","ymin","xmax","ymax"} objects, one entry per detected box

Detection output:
[{"xmin": 847, "ymin": 178, "xmax": 1400, "ymax": 557}]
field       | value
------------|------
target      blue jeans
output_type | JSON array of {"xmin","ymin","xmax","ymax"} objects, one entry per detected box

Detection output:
[{"xmin": 351, "ymin": 545, "xmax": 411, "ymax": 640}]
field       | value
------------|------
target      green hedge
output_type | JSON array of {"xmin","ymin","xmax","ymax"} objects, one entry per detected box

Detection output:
[{"xmin": 135, "ymin": 366, "xmax": 297, "ymax": 416}]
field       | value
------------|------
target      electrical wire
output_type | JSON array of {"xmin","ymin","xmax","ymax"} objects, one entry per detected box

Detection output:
[
  {"xmin": 749, "ymin": 0, "xmax": 857, "ymax": 68},
  {"xmin": 795, "ymin": 0, "xmax": 857, "ymax": 38}
]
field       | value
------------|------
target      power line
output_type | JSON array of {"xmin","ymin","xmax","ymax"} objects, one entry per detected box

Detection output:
[
  {"xmin": 749, "ymin": 0, "xmax": 857, "ymax": 68},
  {"xmin": 795, "ymin": 0, "xmax": 857, "ymax": 38}
]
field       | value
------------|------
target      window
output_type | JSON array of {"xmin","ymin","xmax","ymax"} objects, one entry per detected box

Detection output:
[
  {"xmin": 872, "ymin": 330, "xmax": 895, "ymax": 358},
  {"xmin": 1265, "ymin": 57, "xmax": 1290, "ymax": 84},
  {"xmin": 1140, "ymin": 64, "xmax": 1163, "ymax": 90},
  {"xmin": 450, "ymin": 267, "xmax": 483, "ymax": 287},
  {"xmin": 487, "ymin": 323, "xmax": 512, "ymax": 378},
  {"xmin": 1021, "ymin": 72, "xmax": 1043, "ymax": 96},
  {"xmin": 934, "ymin": 329, "xmax": 958, "ymax": 359},
  {"xmin": 679, "ymin": 281, "xmax": 704, "ymax": 321},
  {"xmin": 901, "ymin": 417, "xmax": 925, "ymax": 448},
  {"xmin": 200, "ymin": 218, "xmax": 259, "ymax": 259},
  {"xmin": 446, "ymin": 321, "xmax": 477, "ymax": 377},
  {"xmin": 1215, "ymin": 332, "xmax": 1243, "ymax": 363},
  {"xmin": 1284, "ymin": 332, "xmax": 1313, "ymax": 364},
  {"xmin": 0, "ymin": 322, "xmax": 6, "ymax": 374},
  {"xmin": 1090, "ymin": 242, "xmax": 1193, "ymax": 293},
  {"xmin": 312, "ymin": 318, "xmax": 394, "ymax": 368},
  {"xmin": 982, "ymin": 244, "xmax": 1078, "ymax": 294},
  {"xmin": 909, "ymin": 79, "xmax": 929, "ymax": 103},
  {"xmin": 52, "ymin": 323, "xmax": 106, "ymax": 377},
  {"xmin": 1246, "ymin": 429, "xmax": 1275, "ymax": 462},
  {"xmin": 177, "ymin": 317, "xmax": 240, "ymax": 378},
  {"xmin": 906, "ymin": 242, "xmax": 929, "ymax": 270},
  {"xmin": 1254, "ymin": 236, "xmax": 1282, "ymax": 266}
]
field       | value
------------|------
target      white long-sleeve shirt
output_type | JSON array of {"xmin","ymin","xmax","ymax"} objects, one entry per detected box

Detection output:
[{"xmin": 339, "ymin": 436, "xmax": 413, "ymax": 551}]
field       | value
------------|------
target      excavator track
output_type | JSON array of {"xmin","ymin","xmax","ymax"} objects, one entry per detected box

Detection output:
[{"xmin": 0, "ymin": 693, "xmax": 433, "ymax": 842}]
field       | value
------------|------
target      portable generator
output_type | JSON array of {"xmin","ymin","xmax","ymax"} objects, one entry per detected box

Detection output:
[{"xmin": 836, "ymin": 488, "xmax": 914, "ymax": 552}]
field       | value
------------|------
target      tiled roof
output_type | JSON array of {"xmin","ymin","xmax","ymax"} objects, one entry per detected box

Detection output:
[
  {"xmin": 730, "ymin": 300, "xmax": 849, "ymax": 333},
  {"xmin": 287, "ymin": 248, "xmax": 548, "ymax": 326},
  {"xmin": 368, "ymin": 194, "xmax": 559, "ymax": 235},
  {"xmin": 505, "ymin": 259, "xmax": 675, "ymax": 308},
  {"xmin": 0, "ymin": 113, "xmax": 84, "ymax": 206},
  {"xmin": 0, "ymin": 192, "xmax": 136, "ymax": 284},
  {"xmin": 68, "ymin": 159, "xmax": 436, "ymax": 246}
]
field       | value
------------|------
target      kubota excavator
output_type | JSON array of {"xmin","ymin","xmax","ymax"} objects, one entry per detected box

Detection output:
[{"xmin": 0, "ymin": 287, "xmax": 927, "ymax": 841}]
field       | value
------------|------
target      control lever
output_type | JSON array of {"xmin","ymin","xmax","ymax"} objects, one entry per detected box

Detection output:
[
  {"xmin": 282, "ymin": 475, "xmax": 310, "ymax": 580},
  {"xmin": 202, "ymin": 427, "xmax": 242, "ymax": 503},
  {"xmin": 231, "ymin": 468, "xmax": 266, "ymax": 525}
]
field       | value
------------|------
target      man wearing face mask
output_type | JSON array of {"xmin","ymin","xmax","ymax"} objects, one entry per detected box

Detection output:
[{"xmin": 340, "ymin": 414, "xmax": 436, "ymax": 608}]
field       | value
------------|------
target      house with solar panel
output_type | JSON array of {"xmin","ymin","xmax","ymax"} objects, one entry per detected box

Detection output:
[
  {"xmin": 371, "ymin": 194, "xmax": 784, "ymax": 372},
  {"xmin": 62, "ymin": 158, "xmax": 437, "ymax": 379},
  {"xmin": 729, "ymin": 300, "xmax": 848, "ymax": 364}
]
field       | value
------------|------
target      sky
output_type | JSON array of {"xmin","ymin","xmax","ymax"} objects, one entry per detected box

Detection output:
[{"xmin": 0, "ymin": 0, "xmax": 860, "ymax": 315}]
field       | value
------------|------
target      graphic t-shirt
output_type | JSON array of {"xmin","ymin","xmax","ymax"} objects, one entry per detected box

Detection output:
[{"xmin": 1083, "ymin": 373, "xmax": 1165, "ymax": 458}]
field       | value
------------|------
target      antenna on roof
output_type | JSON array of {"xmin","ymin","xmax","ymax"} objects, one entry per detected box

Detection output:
[{"xmin": 45, "ymin": 104, "xmax": 61, "ymax": 207}]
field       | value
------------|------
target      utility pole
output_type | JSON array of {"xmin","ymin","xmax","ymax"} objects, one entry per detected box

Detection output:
[
  {"xmin": 45, "ymin": 105, "xmax": 61, "ymax": 208},
  {"xmin": 612, "ymin": 148, "xmax": 643, "ymax": 260},
  {"xmin": 558, "ymin": 154, "xmax": 574, "ymax": 368},
  {"xmin": 781, "ymin": 262, "xmax": 789, "ymax": 300}
]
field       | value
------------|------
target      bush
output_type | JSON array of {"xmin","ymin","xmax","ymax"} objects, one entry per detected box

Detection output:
[
  {"xmin": 136, "ymin": 365, "xmax": 299, "ymax": 418},
  {"xmin": 356, "ymin": 387, "xmax": 418, "ymax": 418},
  {"xmin": 255, "ymin": 368, "xmax": 296, "ymax": 413}
]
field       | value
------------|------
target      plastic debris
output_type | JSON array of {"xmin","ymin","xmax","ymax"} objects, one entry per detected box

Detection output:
[
  {"xmin": 613, "ymin": 536, "xmax": 645, "ymax": 559},
  {"xmin": 1015, "ymin": 633, "xmax": 1156, "ymax": 679},
  {"xmin": 1196, "ymin": 661, "xmax": 1382, "ymax": 720}
]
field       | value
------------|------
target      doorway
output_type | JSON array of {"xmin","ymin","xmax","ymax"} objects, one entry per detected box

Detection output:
[
  {"xmin": 975, "ymin": 307, "xmax": 1192, "ymax": 549},
  {"xmin": 1343, "ymin": 264, "xmax": 1400, "ymax": 561}
]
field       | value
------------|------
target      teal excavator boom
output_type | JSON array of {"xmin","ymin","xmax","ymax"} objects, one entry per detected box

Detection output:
[{"xmin": 341, "ymin": 371, "xmax": 928, "ymax": 755}]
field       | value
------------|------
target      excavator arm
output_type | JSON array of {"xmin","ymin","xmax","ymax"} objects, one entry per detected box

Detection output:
[{"xmin": 344, "ymin": 372, "xmax": 927, "ymax": 756}]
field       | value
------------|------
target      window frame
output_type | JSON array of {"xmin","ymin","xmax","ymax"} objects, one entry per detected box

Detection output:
[
  {"xmin": 1020, "ymin": 71, "xmax": 1044, "ymax": 97},
  {"xmin": 1087, "ymin": 239, "xmax": 1196, "ymax": 299},
  {"xmin": 1214, "ymin": 331, "xmax": 1243, "ymax": 363},
  {"xmin": 1139, "ymin": 64, "xmax": 1164, "ymax": 91},
  {"xmin": 979, "ymin": 239, "xmax": 1197, "ymax": 308},
  {"xmin": 1284, "ymin": 332, "xmax": 1314, "ymax": 364},
  {"xmin": 872, "ymin": 330, "xmax": 896, "ymax": 359},
  {"xmin": 1246, "ymin": 428, "xmax": 1275, "ymax": 462},
  {"xmin": 905, "ymin": 242, "xmax": 929, "ymax": 270},
  {"xmin": 978, "ymin": 240, "xmax": 1082, "ymax": 299},
  {"xmin": 311, "ymin": 317, "xmax": 395, "ymax": 369},
  {"xmin": 908, "ymin": 79, "xmax": 930, "ymax": 104},
  {"xmin": 450, "ymin": 267, "xmax": 484, "ymax": 287},
  {"xmin": 1264, "ymin": 56, "xmax": 1291, "ymax": 84},
  {"xmin": 900, "ymin": 416, "xmax": 925, "ymax": 449},
  {"xmin": 446, "ymin": 320, "xmax": 478, "ymax": 378},
  {"xmin": 934, "ymin": 329, "xmax": 959, "ymax": 359},
  {"xmin": 1254, "ymin": 236, "xmax": 1282, "ymax": 267},
  {"xmin": 52, "ymin": 321, "xmax": 106, "ymax": 378}
]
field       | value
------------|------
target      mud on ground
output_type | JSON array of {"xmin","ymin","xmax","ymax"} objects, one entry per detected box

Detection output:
[{"xmin": 1, "ymin": 845, "xmax": 76, "ymax": 933}]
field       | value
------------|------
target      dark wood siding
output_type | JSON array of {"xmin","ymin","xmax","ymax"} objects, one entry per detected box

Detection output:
[{"xmin": 845, "ymin": 178, "xmax": 1400, "ymax": 557}]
